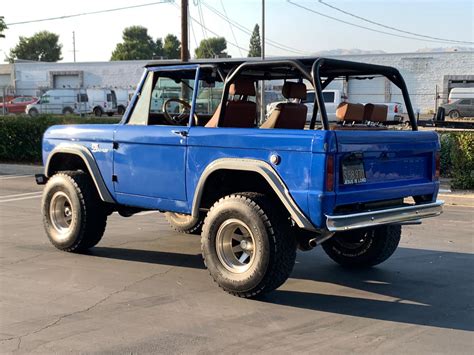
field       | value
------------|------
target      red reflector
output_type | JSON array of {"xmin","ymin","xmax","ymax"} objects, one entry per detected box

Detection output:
[
  {"xmin": 326, "ymin": 155, "xmax": 335, "ymax": 192},
  {"xmin": 435, "ymin": 152, "xmax": 440, "ymax": 180},
  {"xmin": 394, "ymin": 105, "xmax": 398, "ymax": 113}
]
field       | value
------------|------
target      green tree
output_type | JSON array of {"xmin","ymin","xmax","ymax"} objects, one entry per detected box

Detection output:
[
  {"xmin": 195, "ymin": 37, "xmax": 228, "ymax": 59},
  {"xmin": 0, "ymin": 17, "xmax": 7, "ymax": 38},
  {"xmin": 111, "ymin": 26, "xmax": 157, "ymax": 60},
  {"xmin": 9, "ymin": 31, "xmax": 62, "ymax": 62},
  {"xmin": 248, "ymin": 24, "xmax": 261, "ymax": 57},
  {"xmin": 163, "ymin": 34, "xmax": 181, "ymax": 59},
  {"xmin": 154, "ymin": 38, "xmax": 164, "ymax": 59}
]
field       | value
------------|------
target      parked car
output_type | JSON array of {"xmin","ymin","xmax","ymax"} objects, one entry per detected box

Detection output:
[
  {"xmin": 86, "ymin": 89, "xmax": 118, "ymax": 117},
  {"xmin": 36, "ymin": 57, "xmax": 443, "ymax": 298},
  {"xmin": 0, "ymin": 96, "xmax": 38, "ymax": 114},
  {"xmin": 441, "ymin": 98, "xmax": 474, "ymax": 118},
  {"xmin": 26, "ymin": 89, "xmax": 87, "ymax": 117}
]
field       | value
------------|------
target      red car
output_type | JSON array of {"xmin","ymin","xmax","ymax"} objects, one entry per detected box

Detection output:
[{"xmin": 0, "ymin": 96, "xmax": 38, "ymax": 114}]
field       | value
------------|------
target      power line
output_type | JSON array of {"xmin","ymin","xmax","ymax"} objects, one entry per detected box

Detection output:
[
  {"xmin": 220, "ymin": 0, "xmax": 244, "ymax": 57},
  {"xmin": 318, "ymin": 0, "xmax": 474, "ymax": 45},
  {"xmin": 201, "ymin": 0, "xmax": 310, "ymax": 55},
  {"xmin": 172, "ymin": 2, "xmax": 248, "ymax": 54},
  {"xmin": 287, "ymin": 0, "xmax": 472, "ymax": 45},
  {"xmin": 6, "ymin": 1, "xmax": 173, "ymax": 26}
]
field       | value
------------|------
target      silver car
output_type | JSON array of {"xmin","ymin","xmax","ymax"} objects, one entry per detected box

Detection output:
[{"xmin": 441, "ymin": 98, "xmax": 474, "ymax": 118}]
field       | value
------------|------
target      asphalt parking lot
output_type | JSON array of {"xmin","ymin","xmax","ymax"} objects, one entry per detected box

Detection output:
[{"xmin": 0, "ymin": 169, "xmax": 473, "ymax": 354}]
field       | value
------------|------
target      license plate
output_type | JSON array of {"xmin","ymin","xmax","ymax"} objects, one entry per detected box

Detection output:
[{"xmin": 342, "ymin": 159, "xmax": 367, "ymax": 184}]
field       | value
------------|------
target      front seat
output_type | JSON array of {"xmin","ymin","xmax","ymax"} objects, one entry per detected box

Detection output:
[
  {"xmin": 205, "ymin": 79, "xmax": 257, "ymax": 128},
  {"xmin": 260, "ymin": 82, "xmax": 308, "ymax": 129}
]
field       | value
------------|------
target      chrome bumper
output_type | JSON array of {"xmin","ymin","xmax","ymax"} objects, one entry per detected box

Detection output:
[{"xmin": 326, "ymin": 200, "xmax": 444, "ymax": 232}]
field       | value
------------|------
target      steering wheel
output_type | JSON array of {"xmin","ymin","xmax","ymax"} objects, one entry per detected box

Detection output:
[{"xmin": 162, "ymin": 98, "xmax": 199, "ymax": 126}]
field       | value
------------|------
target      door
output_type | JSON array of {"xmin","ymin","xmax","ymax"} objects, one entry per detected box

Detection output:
[{"xmin": 113, "ymin": 67, "xmax": 198, "ymax": 211}]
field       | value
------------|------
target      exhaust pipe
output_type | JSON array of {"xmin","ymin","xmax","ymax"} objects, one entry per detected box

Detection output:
[{"xmin": 297, "ymin": 231, "xmax": 335, "ymax": 251}]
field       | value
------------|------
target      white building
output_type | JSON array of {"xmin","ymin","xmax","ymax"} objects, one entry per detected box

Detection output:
[{"xmin": 0, "ymin": 51, "xmax": 473, "ymax": 114}]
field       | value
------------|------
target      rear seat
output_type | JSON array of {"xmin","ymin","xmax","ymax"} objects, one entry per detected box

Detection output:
[{"xmin": 330, "ymin": 102, "xmax": 388, "ymax": 130}]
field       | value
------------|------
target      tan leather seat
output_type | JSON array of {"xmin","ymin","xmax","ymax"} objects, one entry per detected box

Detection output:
[
  {"xmin": 205, "ymin": 79, "xmax": 257, "ymax": 128},
  {"xmin": 260, "ymin": 82, "xmax": 307, "ymax": 129},
  {"xmin": 363, "ymin": 103, "xmax": 388, "ymax": 122},
  {"xmin": 336, "ymin": 102, "xmax": 364, "ymax": 122}
]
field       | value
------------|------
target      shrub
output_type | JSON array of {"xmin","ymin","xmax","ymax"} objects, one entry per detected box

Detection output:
[
  {"xmin": 450, "ymin": 132, "xmax": 474, "ymax": 190},
  {"xmin": 0, "ymin": 115, "xmax": 120, "ymax": 163},
  {"xmin": 439, "ymin": 133, "xmax": 455, "ymax": 177}
]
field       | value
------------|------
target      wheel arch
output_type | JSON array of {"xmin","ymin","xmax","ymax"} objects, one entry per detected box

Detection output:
[
  {"xmin": 192, "ymin": 158, "xmax": 316, "ymax": 231},
  {"xmin": 45, "ymin": 144, "xmax": 115, "ymax": 203}
]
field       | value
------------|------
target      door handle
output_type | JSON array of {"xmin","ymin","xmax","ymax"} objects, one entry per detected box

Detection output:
[{"xmin": 171, "ymin": 130, "xmax": 188, "ymax": 137}]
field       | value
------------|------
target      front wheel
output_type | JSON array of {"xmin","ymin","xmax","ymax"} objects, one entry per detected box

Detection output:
[
  {"xmin": 42, "ymin": 171, "xmax": 107, "ymax": 252},
  {"xmin": 322, "ymin": 225, "xmax": 401, "ymax": 268},
  {"xmin": 201, "ymin": 193, "xmax": 297, "ymax": 298},
  {"xmin": 93, "ymin": 107, "xmax": 103, "ymax": 117},
  {"xmin": 448, "ymin": 110, "xmax": 461, "ymax": 119}
]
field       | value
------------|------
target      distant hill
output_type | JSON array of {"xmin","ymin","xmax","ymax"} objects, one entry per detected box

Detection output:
[
  {"xmin": 416, "ymin": 46, "xmax": 473, "ymax": 52},
  {"xmin": 311, "ymin": 47, "xmax": 473, "ymax": 56}
]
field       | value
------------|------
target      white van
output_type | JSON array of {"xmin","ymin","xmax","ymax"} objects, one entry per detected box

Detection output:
[
  {"xmin": 86, "ymin": 89, "xmax": 118, "ymax": 117},
  {"xmin": 448, "ymin": 87, "xmax": 474, "ymax": 103},
  {"xmin": 26, "ymin": 89, "xmax": 88, "ymax": 117},
  {"xmin": 115, "ymin": 89, "xmax": 135, "ymax": 116}
]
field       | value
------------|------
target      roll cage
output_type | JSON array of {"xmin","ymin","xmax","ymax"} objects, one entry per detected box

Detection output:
[{"xmin": 128, "ymin": 57, "xmax": 417, "ymax": 131}]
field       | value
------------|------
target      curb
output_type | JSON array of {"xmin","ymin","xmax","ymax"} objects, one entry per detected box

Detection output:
[{"xmin": 438, "ymin": 193, "xmax": 474, "ymax": 207}]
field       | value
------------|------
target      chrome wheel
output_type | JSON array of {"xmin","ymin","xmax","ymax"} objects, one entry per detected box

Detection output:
[
  {"xmin": 216, "ymin": 219, "xmax": 256, "ymax": 273},
  {"xmin": 49, "ymin": 191, "xmax": 74, "ymax": 238}
]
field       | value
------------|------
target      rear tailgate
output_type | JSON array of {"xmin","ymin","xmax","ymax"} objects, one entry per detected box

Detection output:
[{"xmin": 333, "ymin": 130, "xmax": 439, "ymax": 207}]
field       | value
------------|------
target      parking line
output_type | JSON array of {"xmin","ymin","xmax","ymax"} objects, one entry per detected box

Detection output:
[
  {"xmin": 0, "ymin": 195, "xmax": 43, "ymax": 203},
  {"xmin": 0, "ymin": 174, "xmax": 34, "ymax": 180},
  {"xmin": 0, "ymin": 191, "xmax": 43, "ymax": 199}
]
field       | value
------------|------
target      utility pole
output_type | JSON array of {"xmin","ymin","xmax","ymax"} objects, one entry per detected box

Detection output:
[
  {"xmin": 260, "ymin": 0, "xmax": 266, "ymax": 124},
  {"xmin": 72, "ymin": 31, "xmax": 76, "ymax": 62},
  {"xmin": 181, "ymin": 0, "xmax": 189, "ymax": 62}
]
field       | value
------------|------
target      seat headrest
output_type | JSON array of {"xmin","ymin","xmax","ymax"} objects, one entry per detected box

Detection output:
[
  {"xmin": 282, "ymin": 82, "xmax": 307, "ymax": 100},
  {"xmin": 229, "ymin": 79, "xmax": 256, "ymax": 96}
]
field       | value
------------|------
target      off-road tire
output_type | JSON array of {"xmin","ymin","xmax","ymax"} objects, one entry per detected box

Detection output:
[
  {"xmin": 42, "ymin": 171, "xmax": 107, "ymax": 252},
  {"xmin": 164, "ymin": 212, "xmax": 204, "ymax": 235},
  {"xmin": 322, "ymin": 225, "xmax": 401, "ymax": 268},
  {"xmin": 201, "ymin": 192, "xmax": 297, "ymax": 298},
  {"xmin": 448, "ymin": 110, "xmax": 461, "ymax": 119},
  {"xmin": 93, "ymin": 107, "xmax": 103, "ymax": 117}
]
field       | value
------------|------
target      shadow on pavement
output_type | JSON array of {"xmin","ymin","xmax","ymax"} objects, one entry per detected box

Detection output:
[
  {"xmin": 263, "ymin": 247, "xmax": 474, "ymax": 331},
  {"xmin": 87, "ymin": 245, "xmax": 473, "ymax": 331}
]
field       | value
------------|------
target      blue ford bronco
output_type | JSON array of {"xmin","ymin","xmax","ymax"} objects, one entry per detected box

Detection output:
[{"xmin": 37, "ymin": 57, "xmax": 443, "ymax": 298}]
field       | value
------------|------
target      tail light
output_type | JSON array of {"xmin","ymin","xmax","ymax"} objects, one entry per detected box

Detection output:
[
  {"xmin": 394, "ymin": 105, "xmax": 398, "ymax": 113},
  {"xmin": 326, "ymin": 155, "xmax": 335, "ymax": 192},
  {"xmin": 435, "ymin": 152, "xmax": 440, "ymax": 180}
]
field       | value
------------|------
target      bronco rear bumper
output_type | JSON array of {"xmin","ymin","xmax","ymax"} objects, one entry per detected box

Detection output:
[{"xmin": 326, "ymin": 200, "xmax": 444, "ymax": 232}]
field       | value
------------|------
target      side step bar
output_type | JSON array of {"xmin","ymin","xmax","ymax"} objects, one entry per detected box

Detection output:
[{"xmin": 326, "ymin": 200, "xmax": 444, "ymax": 232}]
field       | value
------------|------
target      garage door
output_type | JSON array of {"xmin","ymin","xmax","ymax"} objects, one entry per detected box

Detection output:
[
  {"xmin": 53, "ymin": 75, "xmax": 80, "ymax": 89},
  {"xmin": 347, "ymin": 77, "xmax": 386, "ymax": 103}
]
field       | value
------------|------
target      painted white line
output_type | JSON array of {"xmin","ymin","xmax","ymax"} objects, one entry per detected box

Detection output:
[
  {"xmin": 439, "ymin": 189, "xmax": 452, "ymax": 193},
  {"xmin": 0, "ymin": 195, "xmax": 42, "ymax": 203},
  {"xmin": 0, "ymin": 191, "xmax": 42, "ymax": 199},
  {"xmin": 0, "ymin": 174, "xmax": 34, "ymax": 180}
]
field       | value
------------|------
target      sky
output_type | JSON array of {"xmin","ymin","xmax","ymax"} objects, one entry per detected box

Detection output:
[{"xmin": 1, "ymin": 0, "xmax": 473, "ymax": 62}]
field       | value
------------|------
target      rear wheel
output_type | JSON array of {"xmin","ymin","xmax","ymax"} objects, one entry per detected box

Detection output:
[
  {"xmin": 164, "ymin": 212, "xmax": 204, "ymax": 235},
  {"xmin": 117, "ymin": 106, "xmax": 126, "ymax": 115},
  {"xmin": 42, "ymin": 171, "xmax": 107, "ymax": 252},
  {"xmin": 322, "ymin": 225, "xmax": 401, "ymax": 268},
  {"xmin": 62, "ymin": 107, "xmax": 74, "ymax": 115},
  {"xmin": 201, "ymin": 193, "xmax": 297, "ymax": 298}
]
